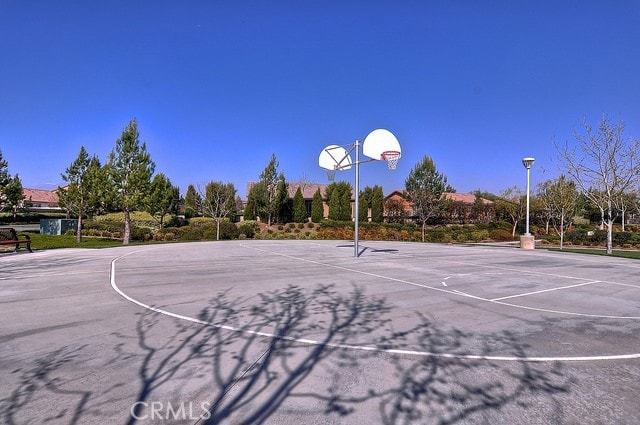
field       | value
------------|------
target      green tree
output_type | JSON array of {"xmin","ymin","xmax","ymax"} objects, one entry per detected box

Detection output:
[
  {"xmin": 244, "ymin": 191, "xmax": 257, "ymax": 221},
  {"xmin": 246, "ymin": 182, "xmax": 268, "ymax": 222},
  {"xmin": 326, "ymin": 182, "xmax": 352, "ymax": 221},
  {"xmin": 202, "ymin": 181, "xmax": 237, "ymax": 240},
  {"xmin": 4, "ymin": 174, "xmax": 24, "ymax": 221},
  {"xmin": 258, "ymin": 154, "xmax": 281, "ymax": 227},
  {"xmin": 0, "ymin": 149, "xmax": 14, "ymax": 211},
  {"xmin": 292, "ymin": 187, "xmax": 306, "ymax": 222},
  {"xmin": 311, "ymin": 188, "xmax": 324, "ymax": 223},
  {"xmin": 275, "ymin": 173, "xmax": 291, "ymax": 224},
  {"xmin": 184, "ymin": 184, "xmax": 201, "ymax": 219},
  {"xmin": 107, "ymin": 119, "xmax": 155, "ymax": 244},
  {"xmin": 145, "ymin": 173, "xmax": 180, "ymax": 229},
  {"xmin": 371, "ymin": 185, "xmax": 384, "ymax": 223},
  {"xmin": 57, "ymin": 146, "xmax": 102, "ymax": 242},
  {"xmin": 0, "ymin": 149, "xmax": 10, "ymax": 191},
  {"xmin": 328, "ymin": 188, "xmax": 341, "ymax": 220},
  {"xmin": 359, "ymin": 187, "xmax": 373, "ymax": 222},
  {"xmin": 405, "ymin": 155, "xmax": 453, "ymax": 241}
]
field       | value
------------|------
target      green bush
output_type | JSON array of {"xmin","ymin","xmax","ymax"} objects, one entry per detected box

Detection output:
[
  {"xmin": 489, "ymin": 228, "xmax": 514, "ymax": 241},
  {"xmin": 0, "ymin": 212, "xmax": 68, "ymax": 224},
  {"xmin": 238, "ymin": 221, "xmax": 257, "ymax": 238},
  {"xmin": 189, "ymin": 217, "xmax": 215, "ymax": 227},
  {"xmin": 613, "ymin": 232, "xmax": 635, "ymax": 246},
  {"xmin": 218, "ymin": 221, "xmax": 239, "ymax": 240}
]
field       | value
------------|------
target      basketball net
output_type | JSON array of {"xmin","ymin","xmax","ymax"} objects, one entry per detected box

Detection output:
[
  {"xmin": 381, "ymin": 150, "xmax": 401, "ymax": 170},
  {"xmin": 326, "ymin": 168, "xmax": 336, "ymax": 181}
]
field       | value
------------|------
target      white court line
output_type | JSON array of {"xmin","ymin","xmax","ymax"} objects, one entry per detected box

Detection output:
[
  {"xmin": 110, "ymin": 246, "xmax": 640, "ymax": 363},
  {"xmin": 243, "ymin": 244, "xmax": 640, "ymax": 320},
  {"xmin": 491, "ymin": 280, "xmax": 601, "ymax": 302}
]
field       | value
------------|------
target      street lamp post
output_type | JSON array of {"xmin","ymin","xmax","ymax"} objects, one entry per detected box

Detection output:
[{"xmin": 521, "ymin": 157, "xmax": 535, "ymax": 249}]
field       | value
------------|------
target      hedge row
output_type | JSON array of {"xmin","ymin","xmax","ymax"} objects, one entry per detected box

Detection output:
[
  {"xmin": 315, "ymin": 221, "xmax": 515, "ymax": 243},
  {"xmin": 547, "ymin": 229, "xmax": 640, "ymax": 247},
  {"xmin": 0, "ymin": 212, "xmax": 67, "ymax": 224}
]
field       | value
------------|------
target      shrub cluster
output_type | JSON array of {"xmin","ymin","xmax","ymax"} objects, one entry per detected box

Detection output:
[
  {"xmin": 156, "ymin": 220, "xmax": 239, "ymax": 241},
  {"xmin": 0, "ymin": 212, "xmax": 67, "ymax": 224},
  {"xmin": 315, "ymin": 221, "xmax": 515, "ymax": 243},
  {"xmin": 82, "ymin": 220, "xmax": 153, "ymax": 241},
  {"xmin": 560, "ymin": 229, "xmax": 640, "ymax": 247}
]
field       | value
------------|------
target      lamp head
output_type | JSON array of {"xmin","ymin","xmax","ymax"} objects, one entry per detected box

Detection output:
[{"xmin": 522, "ymin": 157, "xmax": 535, "ymax": 169}]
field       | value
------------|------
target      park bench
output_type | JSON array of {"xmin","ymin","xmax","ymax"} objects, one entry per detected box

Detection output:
[{"xmin": 0, "ymin": 227, "xmax": 33, "ymax": 253}]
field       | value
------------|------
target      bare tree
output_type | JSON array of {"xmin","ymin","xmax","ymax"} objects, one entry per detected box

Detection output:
[
  {"xmin": 199, "ymin": 181, "xmax": 237, "ymax": 240},
  {"xmin": 557, "ymin": 117, "xmax": 640, "ymax": 254},
  {"xmin": 614, "ymin": 191, "xmax": 637, "ymax": 231},
  {"xmin": 384, "ymin": 197, "xmax": 407, "ymax": 224},
  {"xmin": 537, "ymin": 176, "xmax": 578, "ymax": 249},
  {"xmin": 495, "ymin": 186, "xmax": 525, "ymax": 237}
]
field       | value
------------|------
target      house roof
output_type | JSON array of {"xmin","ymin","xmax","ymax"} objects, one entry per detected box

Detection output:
[
  {"xmin": 385, "ymin": 190, "xmax": 494, "ymax": 205},
  {"xmin": 23, "ymin": 188, "xmax": 59, "ymax": 204},
  {"xmin": 247, "ymin": 181, "xmax": 331, "ymax": 200},
  {"xmin": 287, "ymin": 182, "xmax": 329, "ymax": 199},
  {"xmin": 443, "ymin": 192, "xmax": 494, "ymax": 205}
]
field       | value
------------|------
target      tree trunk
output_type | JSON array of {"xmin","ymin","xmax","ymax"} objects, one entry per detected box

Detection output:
[
  {"xmin": 216, "ymin": 219, "xmax": 220, "ymax": 241},
  {"xmin": 606, "ymin": 219, "xmax": 613, "ymax": 255},
  {"xmin": 606, "ymin": 201, "xmax": 613, "ymax": 254},
  {"xmin": 421, "ymin": 222, "xmax": 426, "ymax": 242},
  {"xmin": 123, "ymin": 209, "xmax": 131, "ymax": 245},
  {"xmin": 76, "ymin": 215, "xmax": 83, "ymax": 243},
  {"xmin": 559, "ymin": 213, "xmax": 564, "ymax": 250}
]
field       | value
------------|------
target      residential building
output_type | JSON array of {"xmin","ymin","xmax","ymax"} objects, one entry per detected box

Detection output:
[
  {"xmin": 384, "ymin": 190, "xmax": 495, "ymax": 224},
  {"xmin": 245, "ymin": 182, "xmax": 356, "ymax": 220},
  {"xmin": 21, "ymin": 188, "xmax": 63, "ymax": 213}
]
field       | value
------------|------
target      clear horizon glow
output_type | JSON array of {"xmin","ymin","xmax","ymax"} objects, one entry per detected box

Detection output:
[{"xmin": 2, "ymin": 1, "xmax": 639, "ymax": 198}]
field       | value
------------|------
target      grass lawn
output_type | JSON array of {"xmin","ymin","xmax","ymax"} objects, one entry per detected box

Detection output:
[
  {"xmin": 18, "ymin": 232, "xmax": 128, "ymax": 250},
  {"xmin": 5, "ymin": 230, "xmax": 640, "ymax": 260},
  {"xmin": 545, "ymin": 247, "xmax": 640, "ymax": 260}
]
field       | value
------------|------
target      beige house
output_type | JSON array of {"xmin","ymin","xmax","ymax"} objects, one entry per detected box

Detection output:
[{"xmin": 22, "ymin": 188, "xmax": 63, "ymax": 213}]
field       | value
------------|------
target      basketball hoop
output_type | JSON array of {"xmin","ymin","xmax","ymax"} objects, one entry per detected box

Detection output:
[
  {"xmin": 326, "ymin": 168, "xmax": 336, "ymax": 181},
  {"xmin": 381, "ymin": 150, "xmax": 401, "ymax": 170}
]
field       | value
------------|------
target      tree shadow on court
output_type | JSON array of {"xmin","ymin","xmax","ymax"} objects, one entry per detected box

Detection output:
[
  {"xmin": 1, "ymin": 345, "xmax": 92, "ymax": 425},
  {"xmin": 0, "ymin": 284, "xmax": 572, "ymax": 424},
  {"xmin": 122, "ymin": 284, "xmax": 572, "ymax": 424},
  {"xmin": 319, "ymin": 318, "xmax": 571, "ymax": 424}
]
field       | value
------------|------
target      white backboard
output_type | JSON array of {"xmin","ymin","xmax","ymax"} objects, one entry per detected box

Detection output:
[
  {"xmin": 362, "ymin": 129, "xmax": 401, "ymax": 160},
  {"xmin": 319, "ymin": 145, "xmax": 352, "ymax": 170}
]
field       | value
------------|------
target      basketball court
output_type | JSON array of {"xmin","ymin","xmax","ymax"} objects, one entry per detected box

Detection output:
[{"xmin": 2, "ymin": 240, "xmax": 640, "ymax": 424}]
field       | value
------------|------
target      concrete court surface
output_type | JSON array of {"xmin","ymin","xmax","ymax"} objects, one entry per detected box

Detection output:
[{"xmin": 1, "ymin": 239, "xmax": 640, "ymax": 424}]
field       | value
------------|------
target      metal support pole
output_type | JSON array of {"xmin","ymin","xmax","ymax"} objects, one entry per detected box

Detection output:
[{"xmin": 354, "ymin": 139, "xmax": 360, "ymax": 257}]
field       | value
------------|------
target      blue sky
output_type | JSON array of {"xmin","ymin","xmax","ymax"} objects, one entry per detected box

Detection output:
[{"xmin": 2, "ymin": 1, "xmax": 639, "ymax": 198}]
